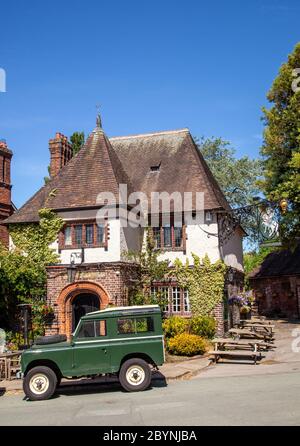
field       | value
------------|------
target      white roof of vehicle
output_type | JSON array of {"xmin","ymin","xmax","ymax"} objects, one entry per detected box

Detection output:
[{"xmin": 87, "ymin": 305, "xmax": 159, "ymax": 315}]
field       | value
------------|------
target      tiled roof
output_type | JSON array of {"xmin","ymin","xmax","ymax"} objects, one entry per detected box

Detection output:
[
  {"xmin": 249, "ymin": 244, "xmax": 300, "ymax": 278},
  {"xmin": 5, "ymin": 127, "xmax": 230, "ymax": 224}
]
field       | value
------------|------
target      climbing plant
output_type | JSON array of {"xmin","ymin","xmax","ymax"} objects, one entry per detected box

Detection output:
[
  {"xmin": 0, "ymin": 208, "xmax": 63, "ymax": 333},
  {"xmin": 173, "ymin": 254, "xmax": 226, "ymax": 317},
  {"xmin": 125, "ymin": 228, "xmax": 170, "ymax": 311}
]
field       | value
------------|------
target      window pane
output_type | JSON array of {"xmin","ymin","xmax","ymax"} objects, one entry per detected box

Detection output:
[
  {"xmin": 64, "ymin": 226, "xmax": 72, "ymax": 246},
  {"xmin": 77, "ymin": 321, "xmax": 95, "ymax": 338},
  {"xmin": 74, "ymin": 225, "xmax": 83, "ymax": 246},
  {"xmin": 136, "ymin": 317, "xmax": 154, "ymax": 333},
  {"xmin": 95, "ymin": 320, "xmax": 106, "ymax": 337},
  {"xmin": 152, "ymin": 227, "xmax": 161, "ymax": 248},
  {"xmin": 151, "ymin": 286, "xmax": 157, "ymax": 298},
  {"xmin": 164, "ymin": 225, "xmax": 171, "ymax": 247},
  {"xmin": 174, "ymin": 227, "xmax": 183, "ymax": 247},
  {"xmin": 86, "ymin": 224, "xmax": 94, "ymax": 245},
  {"xmin": 172, "ymin": 287, "xmax": 181, "ymax": 312},
  {"xmin": 117, "ymin": 318, "xmax": 135, "ymax": 334},
  {"xmin": 184, "ymin": 289, "xmax": 190, "ymax": 312},
  {"xmin": 97, "ymin": 224, "xmax": 104, "ymax": 244}
]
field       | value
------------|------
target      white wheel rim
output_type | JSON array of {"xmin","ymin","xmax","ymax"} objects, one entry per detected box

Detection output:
[
  {"xmin": 29, "ymin": 374, "xmax": 50, "ymax": 395},
  {"xmin": 126, "ymin": 365, "xmax": 146, "ymax": 386}
]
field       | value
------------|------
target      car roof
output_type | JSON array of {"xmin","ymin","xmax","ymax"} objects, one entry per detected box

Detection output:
[{"xmin": 82, "ymin": 305, "xmax": 161, "ymax": 320}]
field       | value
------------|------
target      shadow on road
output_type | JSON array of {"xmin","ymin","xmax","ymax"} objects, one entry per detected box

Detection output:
[{"xmin": 27, "ymin": 375, "xmax": 168, "ymax": 401}]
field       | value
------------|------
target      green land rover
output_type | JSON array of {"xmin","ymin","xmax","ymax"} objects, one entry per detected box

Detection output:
[{"xmin": 21, "ymin": 305, "xmax": 165, "ymax": 401}]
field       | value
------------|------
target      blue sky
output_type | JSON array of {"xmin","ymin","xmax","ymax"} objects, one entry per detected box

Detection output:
[{"xmin": 0, "ymin": 0, "xmax": 299, "ymax": 208}]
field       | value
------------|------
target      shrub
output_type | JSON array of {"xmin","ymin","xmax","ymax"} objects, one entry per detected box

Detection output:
[
  {"xmin": 190, "ymin": 316, "xmax": 216, "ymax": 339},
  {"xmin": 167, "ymin": 333, "xmax": 207, "ymax": 356},
  {"xmin": 162, "ymin": 316, "xmax": 189, "ymax": 339},
  {"xmin": 5, "ymin": 331, "xmax": 25, "ymax": 351}
]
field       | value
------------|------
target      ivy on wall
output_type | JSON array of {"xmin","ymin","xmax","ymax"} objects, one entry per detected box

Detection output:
[
  {"xmin": 173, "ymin": 254, "xmax": 226, "ymax": 316},
  {"xmin": 0, "ymin": 208, "xmax": 63, "ymax": 334},
  {"xmin": 9, "ymin": 208, "xmax": 63, "ymax": 264}
]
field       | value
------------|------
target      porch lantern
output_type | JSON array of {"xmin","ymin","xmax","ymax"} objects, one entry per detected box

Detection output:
[{"xmin": 67, "ymin": 260, "xmax": 76, "ymax": 283}]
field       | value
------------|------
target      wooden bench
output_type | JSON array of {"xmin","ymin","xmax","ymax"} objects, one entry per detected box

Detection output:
[{"xmin": 208, "ymin": 349, "xmax": 262, "ymax": 365}]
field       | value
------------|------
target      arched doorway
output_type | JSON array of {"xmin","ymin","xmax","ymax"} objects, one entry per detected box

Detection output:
[
  {"xmin": 57, "ymin": 281, "xmax": 110, "ymax": 338},
  {"xmin": 72, "ymin": 293, "xmax": 100, "ymax": 331}
]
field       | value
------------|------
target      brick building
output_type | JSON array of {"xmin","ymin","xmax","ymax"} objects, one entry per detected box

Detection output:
[
  {"xmin": 4, "ymin": 116, "xmax": 244, "ymax": 336},
  {"xmin": 249, "ymin": 244, "xmax": 300, "ymax": 319},
  {"xmin": 0, "ymin": 140, "xmax": 14, "ymax": 247}
]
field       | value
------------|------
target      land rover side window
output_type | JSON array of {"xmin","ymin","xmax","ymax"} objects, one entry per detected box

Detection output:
[
  {"xmin": 117, "ymin": 317, "xmax": 154, "ymax": 334},
  {"xmin": 77, "ymin": 321, "xmax": 95, "ymax": 338},
  {"xmin": 77, "ymin": 320, "xmax": 106, "ymax": 338}
]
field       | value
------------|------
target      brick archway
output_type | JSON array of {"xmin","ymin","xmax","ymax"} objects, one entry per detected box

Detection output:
[{"xmin": 57, "ymin": 281, "xmax": 110, "ymax": 337}]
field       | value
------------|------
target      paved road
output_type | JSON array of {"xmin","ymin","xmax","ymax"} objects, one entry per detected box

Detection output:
[{"xmin": 1, "ymin": 367, "xmax": 300, "ymax": 426}]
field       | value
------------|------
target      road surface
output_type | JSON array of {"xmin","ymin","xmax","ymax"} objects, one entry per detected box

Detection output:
[{"xmin": 1, "ymin": 367, "xmax": 300, "ymax": 426}]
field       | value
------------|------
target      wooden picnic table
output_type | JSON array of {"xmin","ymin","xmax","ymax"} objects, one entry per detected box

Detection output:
[
  {"xmin": 243, "ymin": 323, "xmax": 275, "ymax": 334},
  {"xmin": 209, "ymin": 338, "xmax": 264, "ymax": 364},
  {"xmin": 212, "ymin": 338, "xmax": 273, "ymax": 351},
  {"xmin": 229, "ymin": 328, "xmax": 274, "ymax": 342},
  {"xmin": 242, "ymin": 323, "xmax": 275, "ymax": 333},
  {"xmin": 240, "ymin": 318, "xmax": 271, "ymax": 326},
  {"xmin": 0, "ymin": 351, "xmax": 22, "ymax": 381}
]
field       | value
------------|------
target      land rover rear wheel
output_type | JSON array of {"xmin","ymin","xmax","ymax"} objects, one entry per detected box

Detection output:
[
  {"xmin": 23, "ymin": 366, "xmax": 57, "ymax": 401},
  {"xmin": 119, "ymin": 358, "xmax": 151, "ymax": 392}
]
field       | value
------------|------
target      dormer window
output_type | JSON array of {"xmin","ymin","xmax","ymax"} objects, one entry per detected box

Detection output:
[{"xmin": 150, "ymin": 162, "xmax": 161, "ymax": 172}]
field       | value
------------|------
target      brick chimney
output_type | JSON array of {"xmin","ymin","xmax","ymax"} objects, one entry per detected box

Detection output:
[
  {"xmin": 49, "ymin": 132, "xmax": 73, "ymax": 178},
  {"xmin": 0, "ymin": 139, "xmax": 13, "ymax": 247}
]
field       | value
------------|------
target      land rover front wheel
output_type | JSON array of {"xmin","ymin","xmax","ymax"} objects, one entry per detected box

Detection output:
[
  {"xmin": 119, "ymin": 358, "xmax": 151, "ymax": 392},
  {"xmin": 23, "ymin": 366, "xmax": 57, "ymax": 401}
]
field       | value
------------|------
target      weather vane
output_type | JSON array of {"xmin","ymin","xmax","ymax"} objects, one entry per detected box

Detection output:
[{"xmin": 96, "ymin": 104, "xmax": 102, "ymax": 128}]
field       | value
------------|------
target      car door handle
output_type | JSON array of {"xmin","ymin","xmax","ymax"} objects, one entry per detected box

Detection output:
[{"xmin": 102, "ymin": 348, "xmax": 107, "ymax": 354}]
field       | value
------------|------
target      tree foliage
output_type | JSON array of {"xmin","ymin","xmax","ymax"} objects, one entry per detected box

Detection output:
[
  {"xmin": 198, "ymin": 137, "xmax": 262, "ymax": 209},
  {"xmin": 70, "ymin": 131, "xmax": 85, "ymax": 155},
  {"xmin": 0, "ymin": 209, "xmax": 63, "ymax": 332},
  {"xmin": 197, "ymin": 137, "xmax": 263, "ymax": 245},
  {"xmin": 260, "ymin": 43, "xmax": 300, "ymax": 247}
]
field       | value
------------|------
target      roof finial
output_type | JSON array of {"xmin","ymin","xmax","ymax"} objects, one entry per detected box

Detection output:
[{"xmin": 96, "ymin": 104, "xmax": 102, "ymax": 129}]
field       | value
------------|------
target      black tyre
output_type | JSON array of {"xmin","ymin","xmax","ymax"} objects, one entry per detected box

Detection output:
[
  {"xmin": 35, "ymin": 335, "xmax": 67, "ymax": 345},
  {"xmin": 23, "ymin": 366, "xmax": 57, "ymax": 401},
  {"xmin": 119, "ymin": 358, "xmax": 151, "ymax": 392}
]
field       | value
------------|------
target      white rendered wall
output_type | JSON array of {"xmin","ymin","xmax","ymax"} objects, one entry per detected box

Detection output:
[
  {"xmin": 220, "ymin": 229, "xmax": 244, "ymax": 272},
  {"xmin": 158, "ymin": 222, "xmax": 221, "ymax": 265}
]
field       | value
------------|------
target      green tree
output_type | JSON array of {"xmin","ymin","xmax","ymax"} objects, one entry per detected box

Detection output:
[
  {"xmin": 70, "ymin": 131, "xmax": 85, "ymax": 155},
  {"xmin": 197, "ymin": 137, "xmax": 263, "ymax": 244},
  {"xmin": 260, "ymin": 43, "xmax": 300, "ymax": 247},
  {"xmin": 198, "ymin": 137, "xmax": 262, "ymax": 209}
]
